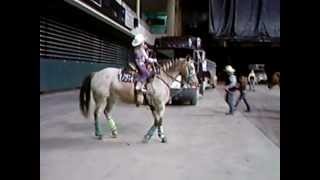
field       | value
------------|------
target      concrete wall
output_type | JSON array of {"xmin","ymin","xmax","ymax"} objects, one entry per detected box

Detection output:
[{"xmin": 40, "ymin": 58, "xmax": 119, "ymax": 92}]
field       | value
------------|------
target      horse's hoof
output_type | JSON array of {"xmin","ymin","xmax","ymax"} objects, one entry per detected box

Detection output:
[
  {"xmin": 142, "ymin": 135, "xmax": 151, "ymax": 143},
  {"xmin": 97, "ymin": 135, "xmax": 103, "ymax": 140},
  {"xmin": 161, "ymin": 137, "xmax": 167, "ymax": 143},
  {"xmin": 111, "ymin": 130, "xmax": 118, "ymax": 138}
]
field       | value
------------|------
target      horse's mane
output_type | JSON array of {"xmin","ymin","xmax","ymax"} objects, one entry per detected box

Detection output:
[{"xmin": 159, "ymin": 59, "xmax": 179, "ymax": 72}]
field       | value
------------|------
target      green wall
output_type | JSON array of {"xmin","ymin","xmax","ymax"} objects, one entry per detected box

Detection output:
[{"xmin": 40, "ymin": 58, "xmax": 121, "ymax": 92}]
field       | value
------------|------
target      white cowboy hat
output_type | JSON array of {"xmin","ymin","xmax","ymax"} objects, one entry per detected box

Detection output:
[
  {"xmin": 225, "ymin": 65, "xmax": 235, "ymax": 73},
  {"xmin": 131, "ymin": 34, "xmax": 145, "ymax": 47}
]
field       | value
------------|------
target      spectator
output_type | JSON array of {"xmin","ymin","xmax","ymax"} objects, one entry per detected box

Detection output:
[
  {"xmin": 248, "ymin": 70, "xmax": 256, "ymax": 91},
  {"xmin": 235, "ymin": 76, "xmax": 251, "ymax": 112},
  {"xmin": 224, "ymin": 65, "xmax": 237, "ymax": 115}
]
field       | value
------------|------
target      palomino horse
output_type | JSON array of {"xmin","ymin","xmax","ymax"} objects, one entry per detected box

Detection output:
[
  {"xmin": 79, "ymin": 58, "xmax": 197, "ymax": 143},
  {"xmin": 268, "ymin": 72, "xmax": 280, "ymax": 89}
]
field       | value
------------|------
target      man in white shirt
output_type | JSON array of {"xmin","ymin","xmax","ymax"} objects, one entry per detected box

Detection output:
[
  {"xmin": 198, "ymin": 51, "xmax": 209, "ymax": 95},
  {"xmin": 248, "ymin": 70, "xmax": 256, "ymax": 91}
]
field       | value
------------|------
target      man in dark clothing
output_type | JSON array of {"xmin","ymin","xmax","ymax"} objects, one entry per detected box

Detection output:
[{"xmin": 235, "ymin": 75, "xmax": 251, "ymax": 112}]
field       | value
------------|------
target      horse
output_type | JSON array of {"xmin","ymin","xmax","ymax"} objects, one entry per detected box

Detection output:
[
  {"xmin": 79, "ymin": 58, "xmax": 198, "ymax": 143},
  {"xmin": 268, "ymin": 72, "xmax": 280, "ymax": 89}
]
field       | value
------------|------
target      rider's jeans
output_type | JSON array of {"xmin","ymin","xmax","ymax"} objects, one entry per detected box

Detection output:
[
  {"xmin": 137, "ymin": 64, "xmax": 150, "ymax": 83},
  {"xmin": 225, "ymin": 91, "xmax": 236, "ymax": 114}
]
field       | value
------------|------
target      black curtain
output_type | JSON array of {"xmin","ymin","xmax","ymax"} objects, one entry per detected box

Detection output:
[{"xmin": 209, "ymin": 0, "xmax": 280, "ymax": 40}]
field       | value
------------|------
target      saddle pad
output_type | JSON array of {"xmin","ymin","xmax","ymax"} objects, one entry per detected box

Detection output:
[{"xmin": 118, "ymin": 70, "xmax": 135, "ymax": 83}]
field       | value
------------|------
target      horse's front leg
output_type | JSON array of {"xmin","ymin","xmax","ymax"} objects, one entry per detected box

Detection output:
[
  {"xmin": 143, "ymin": 108, "xmax": 157, "ymax": 143},
  {"xmin": 155, "ymin": 103, "xmax": 167, "ymax": 143},
  {"xmin": 143, "ymin": 123, "xmax": 157, "ymax": 143},
  {"xmin": 157, "ymin": 117, "xmax": 167, "ymax": 143}
]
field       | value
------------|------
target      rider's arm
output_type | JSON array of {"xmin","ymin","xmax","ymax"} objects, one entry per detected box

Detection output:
[
  {"xmin": 134, "ymin": 49, "xmax": 143, "ymax": 66},
  {"xmin": 142, "ymin": 48, "xmax": 157, "ymax": 63}
]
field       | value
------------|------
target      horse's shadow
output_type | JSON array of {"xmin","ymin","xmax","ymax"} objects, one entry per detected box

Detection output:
[
  {"xmin": 260, "ymin": 108, "xmax": 280, "ymax": 114},
  {"xmin": 40, "ymin": 136, "xmax": 140, "ymax": 151},
  {"xmin": 40, "ymin": 120, "xmax": 151, "ymax": 150}
]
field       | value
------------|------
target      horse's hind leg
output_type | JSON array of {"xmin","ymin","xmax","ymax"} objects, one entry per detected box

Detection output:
[
  {"xmin": 104, "ymin": 96, "xmax": 118, "ymax": 138},
  {"xmin": 94, "ymin": 97, "xmax": 107, "ymax": 140}
]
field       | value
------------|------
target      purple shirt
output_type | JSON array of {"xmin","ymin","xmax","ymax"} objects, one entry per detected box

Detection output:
[{"xmin": 134, "ymin": 47, "xmax": 156, "ymax": 66}]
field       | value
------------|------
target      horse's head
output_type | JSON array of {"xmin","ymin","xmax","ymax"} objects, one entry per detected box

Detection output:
[
  {"xmin": 268, "ymin": 72, "xmax": 280, "ymax": 89},
  {"xmin": 176, "ymin": 58, "xmax": 199, "ymax": 86}
]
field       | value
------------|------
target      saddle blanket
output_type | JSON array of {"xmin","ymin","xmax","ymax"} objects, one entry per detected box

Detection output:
[{"xmin": 118, "ymin": 70, "xmax": 135, "ymax": 83}]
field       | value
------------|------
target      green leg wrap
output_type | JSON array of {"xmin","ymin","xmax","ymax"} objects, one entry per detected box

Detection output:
[
  {"xmin": 95, "ymin": 120, "xmax": 102, "ymax": 137},
  {"xmin": 147, "ymin": 126, "xmax": 156, "ymax": 137},
  {"xmin": 107, "ymin": 118, "xmax": 117, "ymax": 131}
]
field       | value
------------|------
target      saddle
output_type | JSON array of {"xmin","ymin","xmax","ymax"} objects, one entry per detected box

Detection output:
[
  {"xmin": 118, "ymin": 62, "xmax": 158, "ymax": 107},
  {"xmin": 119, "ymin": 62, "xmax": 160, "ymax": 83}
]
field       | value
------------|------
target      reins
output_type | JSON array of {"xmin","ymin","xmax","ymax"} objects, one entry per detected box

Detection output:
[
  {"xmin": 153, "ymin": 62, "xmax": 196, "ymax": 98},
  {"xmin": 154, "ymin": 62, "xmax": 189, "ymax": 85}
]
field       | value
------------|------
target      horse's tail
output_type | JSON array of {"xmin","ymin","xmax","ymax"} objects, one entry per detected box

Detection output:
[{"xmin": 80, "ymin": 73, "xmax": 94, "ymax": 118}]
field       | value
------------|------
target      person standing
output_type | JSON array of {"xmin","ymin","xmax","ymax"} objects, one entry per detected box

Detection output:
[
  {"xmin": 248, "ymin": 70, "xmax": 256, "ymax": 91},
  {"xmin": 224, "ymin": 65, "xmax": 237, "ymax": 115},
  {"xmin": 235, "ymin": 76, "xmax": 251, "ymax": 112},
  {"xmin": 199, "ymin": 51, "xmax": 208, "ymax": 95}
]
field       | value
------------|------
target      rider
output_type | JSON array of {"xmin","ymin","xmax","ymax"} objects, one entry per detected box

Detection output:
[{"xmin": 131, "ymin": 34, "xmax": 157, "ymax": 92}]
